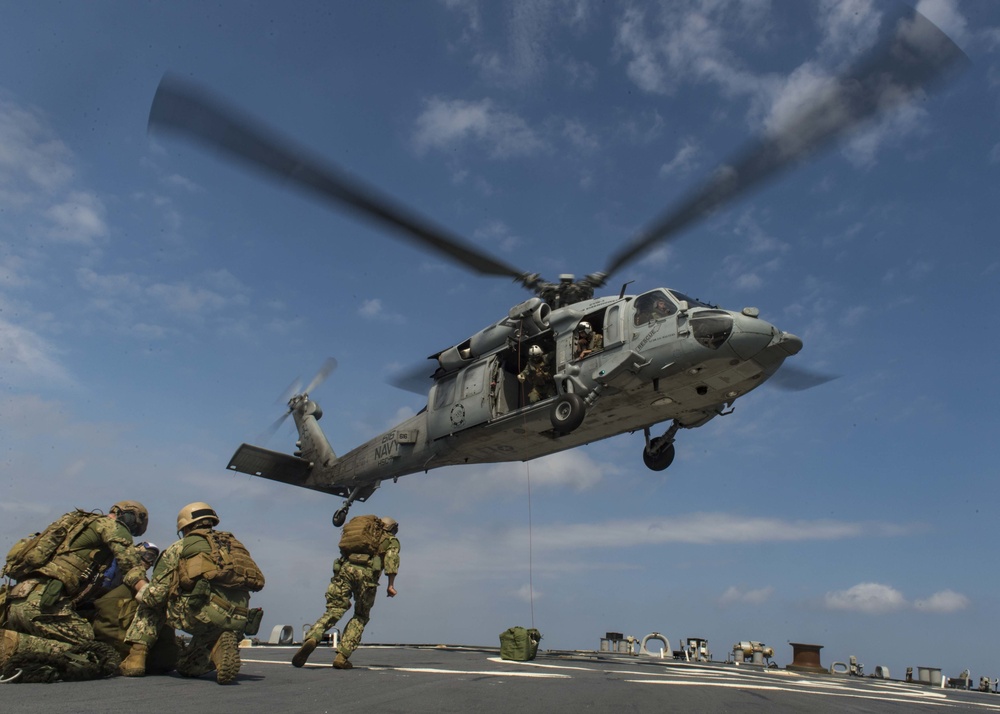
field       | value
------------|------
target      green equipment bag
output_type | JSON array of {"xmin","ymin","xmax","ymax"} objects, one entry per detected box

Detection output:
[{"xmin": 499, "ymin": 626, "xmax": 542, "ymax": 661}]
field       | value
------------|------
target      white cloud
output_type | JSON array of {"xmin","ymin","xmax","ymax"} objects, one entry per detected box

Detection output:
[
  {"xmin": 473, "ymin": 219, "xmax": 520, "ymax": 253},
  {"xmin": 526, "ymin": 513, "xmax": 883, "ymax": 551},
  {"xmin": 358, "ymin": 298, "xmax": 403, "ymax": 323},
  {"xmin": 45, "ymin": 191, "xmax": 108, "ymax": 245},
  {"xmin": 423, "ymin": 449, "xmax": 615, "ymax": 507},
  {"xmin": 77, "ymin": 267, "xmax": 249, "ymax": 320},
  {"xmin": 823, "ymin": 582, "xmax": 907, "ymax": 614},
  {"xmin": 815, "ymin": 0, "xmax": 882, "ymax": 60},
  {"xmin": 913, "ymin": 589, "xmax": 970, "ymax": 613},
  {"xmin": 0, "ymin": 317, "xmax": 73, "ymax": 387},
  {"xmin": 0, "ymin": 97, "xmax": 74, "ymax": 195},
  {"xmin": 513, "ymin": 583, "xmax": 541, "ymax": 603},
  {"xmin": 719, "ymin": 585, "xmax": 774, "ymax": 606},
  {"xmin": 660, "ymin": 138, "xmax": 699, "ymax": 177},
  {"xmin": 413, "ymin": 97, "xmax": 546, "ymax": 159}
]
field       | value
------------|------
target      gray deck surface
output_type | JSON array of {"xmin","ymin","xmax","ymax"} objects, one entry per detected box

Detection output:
[{"xmin": 2, "ymin": 643, "xmax": 995, "ymax": 713}]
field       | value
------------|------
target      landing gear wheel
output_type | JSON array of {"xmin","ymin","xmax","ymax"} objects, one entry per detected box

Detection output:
[
  {"xmin": 550, "ymin": 393, "xmax": 586, "ymax": 433},
  {"xmin": 332, "ymin": 509, "xmax": 348, "ymax": 527},
  {"xmin": 642, "ymin": 439, "xmax": 675, "ymax": 471}
]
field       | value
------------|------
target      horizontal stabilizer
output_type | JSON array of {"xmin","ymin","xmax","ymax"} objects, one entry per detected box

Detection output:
[{"xmin": 226, "ymin": 443, "xmax": 350, "ymax": 497}]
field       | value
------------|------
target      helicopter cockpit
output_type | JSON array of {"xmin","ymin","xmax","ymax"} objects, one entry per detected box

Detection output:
[{"xmin": 633, "ymin": 290, "xmax": 677, "ymax": 326}]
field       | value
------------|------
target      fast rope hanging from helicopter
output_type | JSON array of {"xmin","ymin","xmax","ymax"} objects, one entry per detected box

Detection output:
[{"xmin": 514, "ymin": 324, "xmax": 536, "ymax": 630}]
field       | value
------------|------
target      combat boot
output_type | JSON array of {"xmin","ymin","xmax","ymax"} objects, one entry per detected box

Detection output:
[
  {"xmin": 292, "ymin": 637, "xmax": 318, "ymax": 667},
  {"xmin": 210, "ymin": 631, "xmax": 241, "ymax": 684},
  {"xmin": 119, "ymin": 642, "xmax": 148, "ymax": 677},
  {"xmin": 0, "ymin": 629, "xmax": 19, "ymax": 669},
  {"xmin": 332, "ymin": 652, "xmax": 353, "ymax": 669}
]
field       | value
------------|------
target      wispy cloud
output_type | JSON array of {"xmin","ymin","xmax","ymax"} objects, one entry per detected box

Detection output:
[
  {"xmin": 913, "ymin": 589, "xmax": 970, "ymax": 613},
  {"xmin": 660, "ymin": 137, "xmax": 700, "ymax": 177},
  {"xmin": 521, "ymin": 513, "xmax": 909, "ymax": 550},
  {"xmin": 719, "ymin": 585, "xmax": 774, "ymax": 606},
  {"xmin": 413, "ymin": 97, "xmax": 546, "ymax": 159},
  {"xmin": 0, "ymin": 316, "xmax": 73, "ymax": 387},
  {"xmin": 824, "ymin": 582, "xmax": 971, "ymax": 614},
  {"xmin": 358, "ymin": 297, "xmax": 404, "ymax": 323},
  {"xmin": 824, "ymin": 582, "xmax": 907, "ymax": 614}
]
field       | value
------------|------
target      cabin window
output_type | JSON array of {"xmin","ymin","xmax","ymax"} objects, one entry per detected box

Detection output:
[
  {"xmin": 433, "ymin": 374, "xmax": 457, "ymax": 410},
  {"xmin": 462, "ymin": 362, "xmax": 487, "ymax": 398}
]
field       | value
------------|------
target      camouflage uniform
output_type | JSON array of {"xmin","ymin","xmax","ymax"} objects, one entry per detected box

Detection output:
[
  {"xmin": 6, "ymin": 515, "xmax": 146, "ymax": 647},
  {"xmin": 518, "ymin": 357, "xmax": 556, "ymax": 403},
  {"xmin": 304, "ymin": 532, "xmax": 400, "ymax": 661},
  {"xmin": 124, "ymin": 531, "xmax": 250, "ymax": 677}
]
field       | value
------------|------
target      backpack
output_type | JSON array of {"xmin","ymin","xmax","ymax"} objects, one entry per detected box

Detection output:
[
  {"xmin": 338, "ymin": 515, "xmax": 385, "ymax": 557},
  {"xmin": 179, "ymin": 530, "xmax": 265, "ymax": 592},
  {"xmin": 2, "ymin": 510, "xmax": 100, "ymax": 582},
  {"xmin": 499, "ymin": 626, "xmax": 542, "ymax": 661}
]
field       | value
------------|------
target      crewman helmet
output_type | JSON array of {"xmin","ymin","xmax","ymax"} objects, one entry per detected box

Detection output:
[
  {"xmin": 576, "ymin": 321, "xmax": 593, "ymax": 336},
  {"xmin": 111, "ymin": 501, "xmax": 149, "ymax": 537},
  {"xmin": 137, "ymin": 542, "xmax": 160, "ymax": 566},
  {"xmin": 528, "ymin": 345, "xmax": 544, "ymax": 361},
  {"xmin": 176, "ymin": 502, "xmax": 219, "ymax": 533}
]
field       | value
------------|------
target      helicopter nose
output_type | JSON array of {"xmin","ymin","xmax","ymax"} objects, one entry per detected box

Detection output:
[{"xmin": 727, "ymin": 313, "xmax": 778, "ymax": 360}]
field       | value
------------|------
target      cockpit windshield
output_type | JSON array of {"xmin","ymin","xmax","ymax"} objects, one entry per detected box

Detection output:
[
  {"xmin": 633, "ymin": 290, "xmax": 676, "ymax": 326},
  {"xmin": 668, "ymin": 290, "xmax": 716, "ymax": 309}
]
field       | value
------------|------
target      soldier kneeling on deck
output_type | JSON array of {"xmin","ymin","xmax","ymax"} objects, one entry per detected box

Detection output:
[{"xmin": 120, "ymin": 502, "xmax": 264, "ymax": 684}]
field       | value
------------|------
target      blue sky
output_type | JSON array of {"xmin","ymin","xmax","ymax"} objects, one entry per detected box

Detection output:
[{"xmin": 1, "ymin": 0, "xmax": 999, "ymax": 681}]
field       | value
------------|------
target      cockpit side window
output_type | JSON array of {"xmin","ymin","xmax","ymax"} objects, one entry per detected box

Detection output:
[{"xmin": 633, "ymin": 290, "xmax": 676, "ymax": 326}]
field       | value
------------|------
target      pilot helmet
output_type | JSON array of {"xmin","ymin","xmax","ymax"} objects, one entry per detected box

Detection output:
[
  {"xmin": 528, "ymin": 345, "xmax": 544, "ymax": 361},
  {"xmin": 576, "ymin": 321, "xmax": 593, "ymax": 336}
]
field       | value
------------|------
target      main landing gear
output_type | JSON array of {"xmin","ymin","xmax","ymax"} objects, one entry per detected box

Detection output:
[
  {"xmin": 642, "ymin": 421, "xmax": 679, "ymax": 471},
  {"xmin": 550, "ymin": 393, "xmax": 586, "ymax": 433}
]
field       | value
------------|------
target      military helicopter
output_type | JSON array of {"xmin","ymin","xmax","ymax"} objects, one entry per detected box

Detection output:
[{"xmin": 148, "ymin": 8, "xmax": 964, "ymax": 526}]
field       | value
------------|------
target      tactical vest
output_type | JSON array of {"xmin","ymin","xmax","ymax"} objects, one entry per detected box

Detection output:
[
  {"xmin": 3, "ymin": 511, "xmax": 107, "ymax": 594},
  {"xmin": 177, "ymin": 529, "xmax": 265, "ymax": 593}
]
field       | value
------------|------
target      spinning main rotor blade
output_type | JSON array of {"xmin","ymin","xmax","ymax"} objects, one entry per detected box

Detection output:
[
  {"xmin": 767, "ymin": 365, "xmax": 838, "ymax": 391},
  {"xmin": 604, "ymin": 7, "xmax": 967, "ymax": 278},
  {"xmin": 149, "ymin": 76, "xmax": 528, "ymax": 282}
]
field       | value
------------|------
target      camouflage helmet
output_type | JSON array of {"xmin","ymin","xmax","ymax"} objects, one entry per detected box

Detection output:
[
  {"xmin": 177, "ymin": 502, "xmax": 220, "ymax": 533},
  {"xmin": 380, "ymin": 517, "xmax": 399, "ymax": 533},
  {"xmin": 111, "ymin": 500, "xmax": 149, "ymax": 537}
]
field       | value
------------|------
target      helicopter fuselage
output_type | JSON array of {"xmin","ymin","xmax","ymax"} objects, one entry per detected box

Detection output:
[{"xmin": 227, "ymin": 286, "xmax": 802, "ymax": 517}]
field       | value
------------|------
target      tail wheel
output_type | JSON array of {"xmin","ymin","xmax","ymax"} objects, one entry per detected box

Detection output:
[
  {"xmin": 643, "ymin": 440, "xmax": 675, "ymax": 471},
  {"xmin": 332, "ymin": 509, "xmax": 348, "ymax": 527},
  {"xmin": 550, "ymin": 393, "xmax": 586, "ymax": 433}
]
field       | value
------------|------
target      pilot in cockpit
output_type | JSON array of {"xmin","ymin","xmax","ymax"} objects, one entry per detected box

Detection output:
[{"xmin": 634, "ymin": 292, "xmax": 674, "ymax": 326}]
